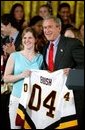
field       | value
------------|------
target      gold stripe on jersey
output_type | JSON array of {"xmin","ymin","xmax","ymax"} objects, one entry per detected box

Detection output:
[
  {"xmin": 17, "ymin": 108, "xmax": 25, "ymax": 120},
  {"xmin": 16, "ymin": 106, "xmax": 32, "ymax": 129},
  {"xmin": 56, "ymin": 119, "xmax": 78, "ymax": 129},
  {"xmin": 16, "ymin": 104, "xmax": 78, "ymax": 129},
  {"xmin": 23, "ymin": 119, "xmax": 78, "ymax": 129},
  {"xmin": 24, "ymin": 120, "xmax": 31, "ymax": 129}
]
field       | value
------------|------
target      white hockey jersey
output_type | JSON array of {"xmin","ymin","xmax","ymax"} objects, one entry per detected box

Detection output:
[{"xmin": 16, "ymin": 69, "xmax": 78, "ymax": 129}]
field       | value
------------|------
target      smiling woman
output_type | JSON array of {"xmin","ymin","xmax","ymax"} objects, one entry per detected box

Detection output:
[{"xmin": 3, "ymin": 27, "xmax": 43, "ymax": 129}]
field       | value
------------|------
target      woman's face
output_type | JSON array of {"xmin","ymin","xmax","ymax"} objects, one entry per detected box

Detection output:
[
  {"xmin": 64, "ymin": 30, "xmax": 75, "ymax": 38},
  {"xmin": 59, "ymin": 7, "xmax": 70, "ymax": 24},
  {"xmin": 14, "ymin": 6, "xmax": 24, "ymax": 21},
  {"xmin": 39, "ymin": 7, "xmax": 50, "ymax": 19},
  {"xmin": 22, "ymin": 32, "xmax": 36, "ymax": 50},
  {"xmin": 33, "ymin": 21, "xmax": 43, "ymax": 35}
]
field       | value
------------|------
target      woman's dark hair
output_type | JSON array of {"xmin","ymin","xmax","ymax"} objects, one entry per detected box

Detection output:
[
  {"xmin": 58, "ymin": 3, "xmax": 70, "ymax": 12},
  {"xmin": 10, "ymin": 3, "xmax": 25, "ymax": 31},
  {"xmin": 29, "ymin": 15, "xmax": 43, "ymax": 27}
]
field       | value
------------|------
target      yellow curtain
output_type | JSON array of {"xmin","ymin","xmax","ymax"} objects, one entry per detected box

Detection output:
[
  {"xmin": 39, "ymin": 1, "xmax": 47, "ymax": 6},
  {"xmin": 75, "ymin": 1, "xmax": 84, "ymax": 28},
  {"xmin": 1, "ymin": 1, "xmax": 84, "ymax": 28},
  {"xmin": 51, "ymin": 1, "xmax": 59, "ymax": 16},
  {"xmin": 31, "ymin": 1, "xmax": 38, "ymax": 17},
  {"xmin": 2, "ymin": 1, "xmax": 13, "ymax": 13},
  {"xmin": 23, "ymin": 1, "xmax": 31, "ymax": 22}
]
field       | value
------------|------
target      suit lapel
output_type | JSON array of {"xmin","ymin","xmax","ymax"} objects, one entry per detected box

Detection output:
[
  {"xmin": 43, "ymin": 36, "xmax": 67, "ymax": 70},
  {"xmin": 54, "ymin": 36, "xmax": 66, "ymax": 69},
  {"xmin": 43, "ymin": 42, "xmax": 49, "ymax": 69}
]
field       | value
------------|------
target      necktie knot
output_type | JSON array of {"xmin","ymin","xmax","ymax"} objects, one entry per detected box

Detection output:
[
  {"xmin": 5, "ymin": 36, "xmax": 14, "ymax": 43},
  {"xmin": 50, "ymin": 43, "xmax": 54, "ymax": 48},
  {"xmin": 10, "ymin": 37, "xmax": 14, "ymax": 43}
]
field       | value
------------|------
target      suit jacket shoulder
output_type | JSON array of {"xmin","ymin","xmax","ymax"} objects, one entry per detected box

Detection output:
[{"xmin": 15, "ymin": 32, "xmax": 22, "ymax": 51}]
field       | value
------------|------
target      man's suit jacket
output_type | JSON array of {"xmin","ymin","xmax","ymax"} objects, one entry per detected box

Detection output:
[
  {"xmin": 1, "ymin": 32, "xmax": 22, "ymax": 52},
  {"xmin": 42, "ymin": 35, "xmax": 84, "ymax": 70},
  {"xmin": 14, "ymin": 32, "xmax": 22, "ymax": 51},
  {"xmin": 42, "ymin": 35, "xmax": 84, "ymax": 128}
]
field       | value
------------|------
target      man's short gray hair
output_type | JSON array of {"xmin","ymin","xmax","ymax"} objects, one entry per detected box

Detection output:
[{"xmin": 43, "ymin": 15, "xmax": 62, "ymax": 26}]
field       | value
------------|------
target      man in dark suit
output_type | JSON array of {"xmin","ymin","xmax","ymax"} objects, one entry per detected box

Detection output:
[
  {"xmin": 42, "ymin": 15, "xmax": 84, "ymax": 129},
  {"xmin": 1, "ymin": 13, "xmax": 22, "ymax": 53}
]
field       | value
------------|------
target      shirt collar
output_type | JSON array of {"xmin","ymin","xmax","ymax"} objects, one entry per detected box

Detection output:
[
  {"xmin": 11, "ymin": 31, "xmax": 19, "ymax": 43},
  {"xmin": 50, "ymin": 34, "xmax": 61, "ymax": 47}
]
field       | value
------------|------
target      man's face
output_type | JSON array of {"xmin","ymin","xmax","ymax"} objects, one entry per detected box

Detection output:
[
  {"xmin": 1, "ymin": 23, "xmax": 11, "ymax": 36},
  {"xmin": 43, "ymin": 19, "xmax": 61, "ymax": 41}
]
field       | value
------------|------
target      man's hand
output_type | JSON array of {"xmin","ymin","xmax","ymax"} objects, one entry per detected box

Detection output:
[
  {"xmin": 63, "ymin": 68, "xmax": 71, "ymax": 75},
  {"xmin": 2, "ymin": 42, "xmax": 15, "ymax": 54}
]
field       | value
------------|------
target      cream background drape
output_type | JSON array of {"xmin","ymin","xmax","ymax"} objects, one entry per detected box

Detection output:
[{"xmin": 1, "ymin": 1, "xmax": 84, "ymax": 28}]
